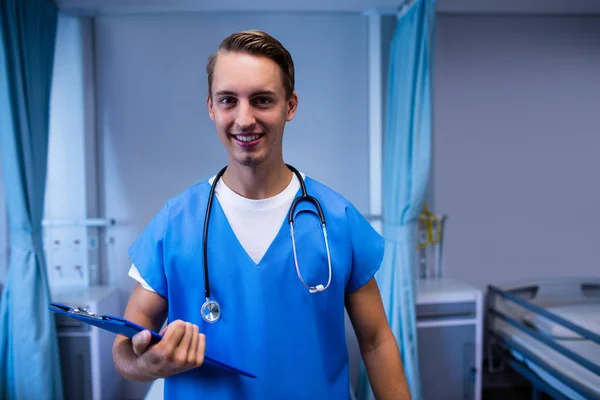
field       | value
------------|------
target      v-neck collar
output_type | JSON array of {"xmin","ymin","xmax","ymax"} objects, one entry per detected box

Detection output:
[{"xmin": 209, "ymin": 188, "xmax": 302, "ymax": 267}]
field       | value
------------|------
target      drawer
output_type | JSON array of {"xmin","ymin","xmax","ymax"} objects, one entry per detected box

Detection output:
[
  {"xmin": 417, "ymin": 301, "xmax": 476, "ymax": 321},
  {"xmin": 418, "ymin": 324, "xmax": 476, "ymax": 400}
]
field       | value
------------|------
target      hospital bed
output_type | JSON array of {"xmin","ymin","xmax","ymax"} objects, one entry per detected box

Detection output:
[{"xmin": 486, "ymin": 277, "xmax": 600, "ymax": 400}]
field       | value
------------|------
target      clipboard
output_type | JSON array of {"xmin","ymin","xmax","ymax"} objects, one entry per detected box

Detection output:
[{"xmin": 49, "ymin": 302, "xmax": 256, "ymax": 378}]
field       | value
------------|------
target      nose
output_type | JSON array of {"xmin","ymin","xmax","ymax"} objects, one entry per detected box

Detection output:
[{"xmin": 235, "ymin": 100, "xmax": 256, "ymax": 131}]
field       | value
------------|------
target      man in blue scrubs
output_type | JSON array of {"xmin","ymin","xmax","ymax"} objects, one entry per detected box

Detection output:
[{"xmin": 113, "ymin": 30, "xmax": 411, "ymax": 399}]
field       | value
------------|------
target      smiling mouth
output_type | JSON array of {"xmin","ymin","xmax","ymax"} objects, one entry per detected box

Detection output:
[
  {"xmin": 233, "ymin": 134, "xmax": 263, "ymax": 142},
  {"xmin": 230, "ymin": 133, "xmax": 265, "ymax": 149}
]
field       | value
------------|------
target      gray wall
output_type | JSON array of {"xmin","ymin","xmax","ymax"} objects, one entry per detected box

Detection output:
[
  {"xmin": 1, "ymin": 8, "xmax": 599, "ymax": 399},
  {"xmin": 432, "ymin": 14, "xmax": 600, "ymax": 291},
  {"xmin": 95, "ymin": 11, "xmax": 370, "ymax": 286},
  {"xmin": 94, "ymin": 12, "xmax": 370, "ymax": 398}
]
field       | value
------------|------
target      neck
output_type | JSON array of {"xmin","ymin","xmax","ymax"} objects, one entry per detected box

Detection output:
[{"xmin": 222, "ymin": 160, "xmax": 292, "ymax": 200}]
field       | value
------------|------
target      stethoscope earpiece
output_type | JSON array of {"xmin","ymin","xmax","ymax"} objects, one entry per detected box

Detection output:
[
  {"xmin": 309, "ymin": 284, "xmax": 326, "ymax": 294},
  {"xmin": 201, "ymin": 164, "xmax": 332, "ymax": 324}
]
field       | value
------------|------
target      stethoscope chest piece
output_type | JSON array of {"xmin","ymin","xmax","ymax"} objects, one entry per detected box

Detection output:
[{"xmin": 201, "ymin": 299, "xmax": 221, "ymax": 323}]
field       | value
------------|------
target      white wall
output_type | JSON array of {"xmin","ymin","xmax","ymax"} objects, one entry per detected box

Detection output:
[
  {"xmin": 94, "ymin": 12, "xmax": 370, "ymax": 398},
  {"xmin": 432, "ymin": 14, "xmax": 600, "ymax": 291},
  {"xmin": 44, "ymin": 15, "xmax": 101, "ymax": 288},
  {"xmin": 46, "ymin": 15, "xmax": 92, "ymax": 221}
]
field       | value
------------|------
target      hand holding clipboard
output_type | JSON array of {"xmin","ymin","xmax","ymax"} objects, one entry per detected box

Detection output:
[
  {"xmin": 49, "ymin": 303, "xmax": 255, "ymax": 379},
  {"xmin": 127, "ymin": 318, "xmax": 208, "ymax": 380}
]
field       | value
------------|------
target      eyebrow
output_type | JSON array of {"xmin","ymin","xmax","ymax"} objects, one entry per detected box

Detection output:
[{"xmin": 214, "ymin": 90, "xmax": 278, "ymax": 97}]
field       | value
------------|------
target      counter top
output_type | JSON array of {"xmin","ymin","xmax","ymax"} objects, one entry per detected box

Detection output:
[{"xmin": 417, "ymin": 277, "xmax": 482, "ymax": 304}]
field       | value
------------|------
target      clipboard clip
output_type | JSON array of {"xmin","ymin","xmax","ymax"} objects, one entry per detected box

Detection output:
[
  {"xmin": 52, "ymin": 303, "xmax": 108, "ymax": 320},
  {"xmin": 71, "ymin": 307, "xmax": 107, "ymax": 320}
]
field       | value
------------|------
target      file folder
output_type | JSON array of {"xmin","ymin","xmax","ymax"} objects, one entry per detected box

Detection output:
[{"xmin": 49, "ymin": 302, "xmax": 256, "ymax": 378}]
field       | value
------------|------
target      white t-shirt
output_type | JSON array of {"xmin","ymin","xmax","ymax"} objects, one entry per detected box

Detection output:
[{"xmin": 129, "ymin": 172, "xmax": 303, "ymax": 292}]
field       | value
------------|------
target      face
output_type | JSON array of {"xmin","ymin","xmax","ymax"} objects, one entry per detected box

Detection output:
[{"xmin": 207, "ymin": 51, "xmax": 298, "ymax": 169}]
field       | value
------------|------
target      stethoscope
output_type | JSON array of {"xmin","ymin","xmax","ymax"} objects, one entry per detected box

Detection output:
[{"xmin": 200, "ymin": 164, "xmax": 333, "ymax": 323}]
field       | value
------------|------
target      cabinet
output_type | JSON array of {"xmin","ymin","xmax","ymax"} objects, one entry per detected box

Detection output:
[
  {"xmin": 417, "ymin": 278, "xmax": 483, "ymax": 400},
  {"xmin": 52, "ymin": 286, "xmax": 123, "ymax": 400}
]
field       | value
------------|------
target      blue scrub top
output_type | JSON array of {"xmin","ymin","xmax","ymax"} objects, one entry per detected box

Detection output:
[{"xmin": 129, "ymin": 176, "xmax": 385, "ymax": 400}]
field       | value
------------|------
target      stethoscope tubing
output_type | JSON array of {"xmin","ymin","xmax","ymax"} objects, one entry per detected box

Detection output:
[{"xmin": 202, "ymin": 164, "xmax": 332, "ymax": 323}]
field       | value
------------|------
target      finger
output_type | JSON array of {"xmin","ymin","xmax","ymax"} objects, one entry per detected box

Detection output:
[
  {"xmin": 175, "ymin": 323, "xmax": 194, "ymax": 366},
  {"xmin": 187, "ymin": 325, "xmax": 199, "ymax": 366},
  {"xmin": 159, "ymin": 324, "xmax": 168, "ymax": 336},
  {"xmin": 196, "ymin": 333, "xmax": 206, "ymax": 366},
  {"xmin": 160, "ymin": 320, "xmax": 186, "ymax": 355},
  {"xmin": 132, "ymin": 330, "xmax": 151, "ymax": 356}
]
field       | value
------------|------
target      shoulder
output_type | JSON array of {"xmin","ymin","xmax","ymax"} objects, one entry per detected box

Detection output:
[
  {"xmin": 302, "ymin": 176, "xmax": 370, "ymax": 234},
  {"xmin": 304, "ymin": 176, "xmax": 358, "ymax": 215},
  {"xmin": 304, "ymin": 176, "xmax": 384, "ymax": 291},
  {"xmin": 159, "ymin": 180, "xmax": 212, "ymax": 220}
]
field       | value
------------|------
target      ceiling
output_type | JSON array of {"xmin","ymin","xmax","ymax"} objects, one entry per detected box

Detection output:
[{"xmin": 56, "ymin": 0, "xmax": 600, "ymax": 15}]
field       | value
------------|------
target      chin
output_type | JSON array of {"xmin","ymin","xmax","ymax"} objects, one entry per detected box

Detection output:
[{"xmin": 235, "ymin": 155, "xmax": 264, "ymax": 168}]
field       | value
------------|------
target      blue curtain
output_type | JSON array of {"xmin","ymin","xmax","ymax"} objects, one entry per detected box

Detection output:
[
  {"xmin": 0, "ymin": 0, "xmax": 62, "ymax": 399},
  {"xmin": 357, "ymin": 1, "xmax": 436, "ymax": 399}
]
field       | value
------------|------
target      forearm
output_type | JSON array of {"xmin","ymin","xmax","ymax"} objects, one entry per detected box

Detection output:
[
  {"xmin": 360, "ymin": 330, "xmax": 411, "ymax": 400},
  {"xmin": 112, "ymin": 337, "xmax": 156, "ymax": 382},
  {"xmin": 113, "ymin": 283, "xmax": 169, "ymax": 382}
]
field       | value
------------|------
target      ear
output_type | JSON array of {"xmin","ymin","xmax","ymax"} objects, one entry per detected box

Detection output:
[
  {"xmin": 286, "ymin": 91, "xmax": 298, "ymax": 122},
  {"xmin": 207, "ymin": 95, "xmax": 215, "ymax": 121}
]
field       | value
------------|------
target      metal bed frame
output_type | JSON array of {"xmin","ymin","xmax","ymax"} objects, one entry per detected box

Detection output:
[{"xmin": 486, "ymin": 284, "xmax": 600, "ymax": 400}]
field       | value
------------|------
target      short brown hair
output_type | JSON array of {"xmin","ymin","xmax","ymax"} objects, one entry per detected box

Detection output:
[{"xmin": 206, "ymin": 30, "xmax": 295, "ymax": 98}]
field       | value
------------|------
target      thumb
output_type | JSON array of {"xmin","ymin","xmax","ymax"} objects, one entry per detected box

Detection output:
[{"xmin": 132, "ymin": 330, "xmax": 151, "ymax": 356}]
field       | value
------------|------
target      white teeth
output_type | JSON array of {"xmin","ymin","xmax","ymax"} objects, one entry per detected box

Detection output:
[{"xmin": 236, "ymin": 135, "xmax": 259, "ymax": 142}]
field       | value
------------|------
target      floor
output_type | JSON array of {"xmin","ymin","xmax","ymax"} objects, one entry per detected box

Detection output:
[
  {"xmin": 482, "ymin": 362, "xmax": 539, "ymax": 400},
  {"xmin": 139, "ymin": 363, "xmax": 548, "ymax": 400},
  {"xmin": 483, "ymin": 386, "xmax": 533, "ymax": 400}
]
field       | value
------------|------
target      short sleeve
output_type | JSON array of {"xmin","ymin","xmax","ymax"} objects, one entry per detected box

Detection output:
[
  {"xmin": 128, "ymin": 264, "xmax": 157, "ymax": 293},
  {"xmin": 128, "ymin": 202, "xmax": 170, "ymax": 299},
  {"xmin": 345, "ymin": 204, "xmax": 385, "ymax": 292}
]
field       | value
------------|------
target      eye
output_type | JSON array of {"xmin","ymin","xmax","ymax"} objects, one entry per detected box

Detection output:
[
  {"xmin": 253, "ymin": 97, "xmax": 273, "ymax": 107},
  {"xmin": 219, "ymin": 97, "xmax": 236, "ymax": 105}
]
